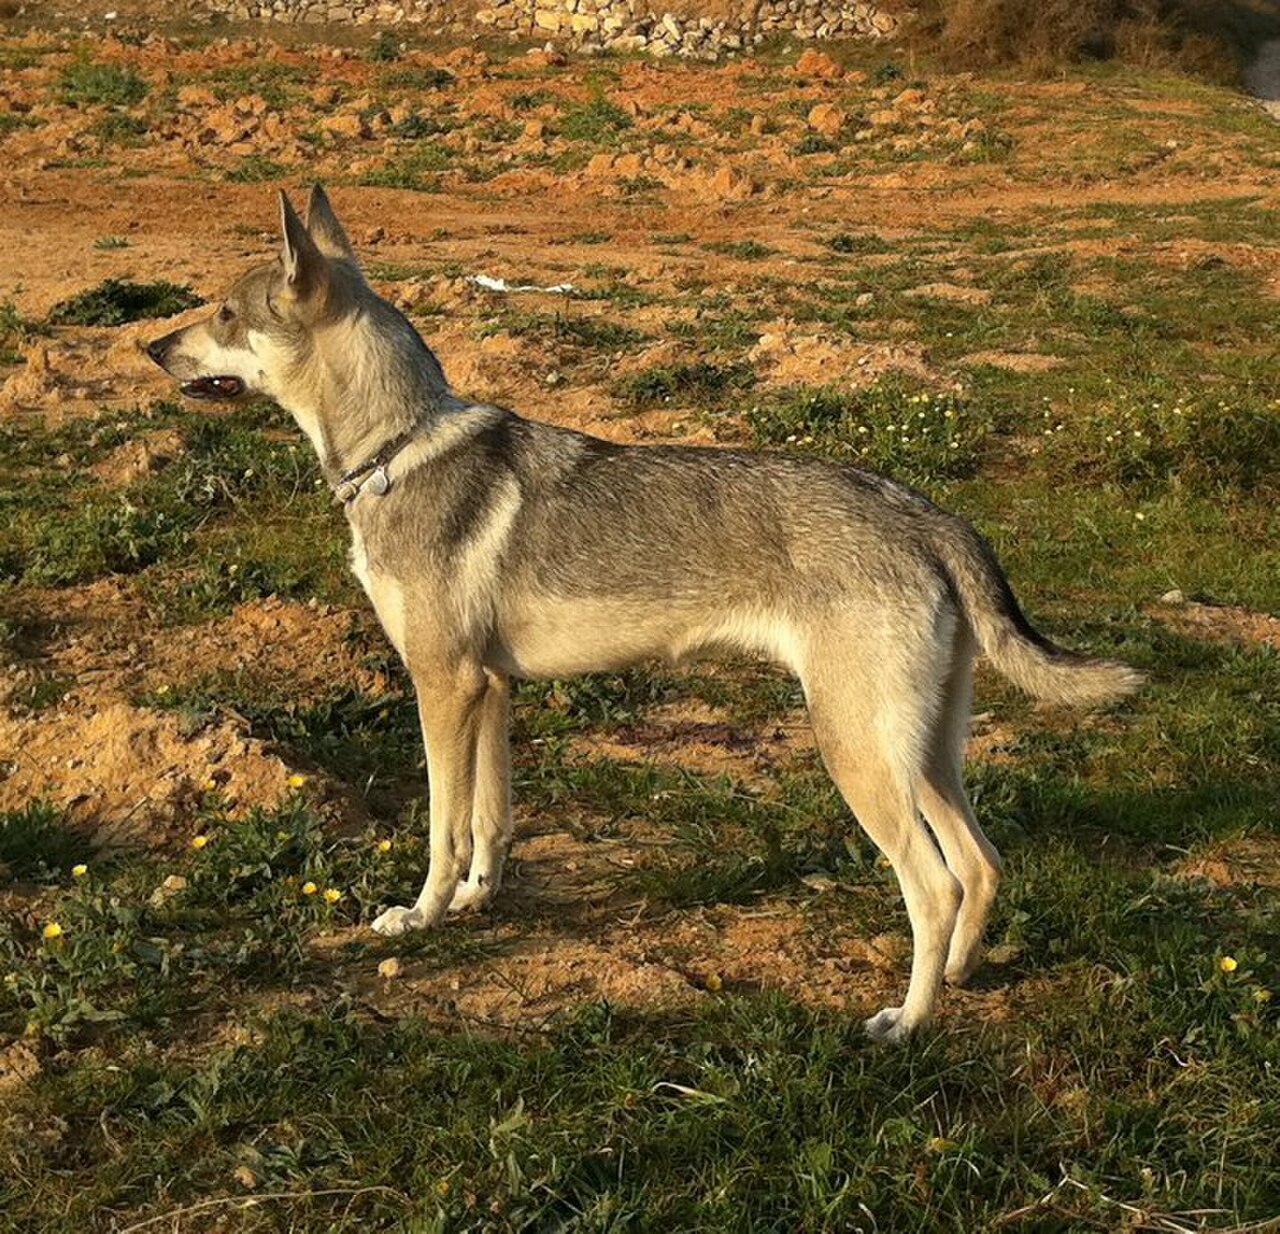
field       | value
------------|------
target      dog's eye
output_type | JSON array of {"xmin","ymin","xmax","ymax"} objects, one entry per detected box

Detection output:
[{"xmin": 217, "ymin": 305, "xmax": 235, "ymax": 324}]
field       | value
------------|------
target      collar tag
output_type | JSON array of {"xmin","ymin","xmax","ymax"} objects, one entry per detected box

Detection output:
[{"xmin": 364, "ymin": 466, "xmax": 390, "ymax": 497}]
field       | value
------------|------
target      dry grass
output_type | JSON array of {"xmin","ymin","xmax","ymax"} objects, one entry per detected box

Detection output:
[{"xmin": 913, "ymin": 0, "xmax": 1280, "ymax": 81}]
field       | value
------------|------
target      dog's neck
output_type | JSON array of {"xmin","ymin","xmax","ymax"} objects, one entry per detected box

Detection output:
[{"xmin": 278, "ymin": 303, "xmax": 450, "ymax": 483}]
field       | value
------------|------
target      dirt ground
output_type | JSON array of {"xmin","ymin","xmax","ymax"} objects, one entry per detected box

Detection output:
[{"xmin": 2, "ymin": 20, "xmax": 1278, "ymax": 1033}]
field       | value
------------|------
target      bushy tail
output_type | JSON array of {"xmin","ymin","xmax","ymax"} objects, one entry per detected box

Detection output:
[{"xmin": 937, "ymin": 520, "xmax": 1144, "ymax": 708}]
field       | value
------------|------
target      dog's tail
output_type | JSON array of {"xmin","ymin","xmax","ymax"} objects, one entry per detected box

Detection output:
[{"xmin": 937, "ymin": 518, "xmax": 1143, "ymax": 708}]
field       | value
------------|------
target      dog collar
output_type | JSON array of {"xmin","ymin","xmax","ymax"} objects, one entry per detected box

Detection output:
[{"xmin": 334, "ymin": 428, "xmax": 417, "ymax": 505}]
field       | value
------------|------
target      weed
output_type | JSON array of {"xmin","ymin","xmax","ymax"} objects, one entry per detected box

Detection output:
[
  {"xmin": 357, "ymin": 144, "xmax": 451, "ymax": 192},
  {"xmin": 703, "ymin": 239, "xmax": 776, "ymax": 261},
  {"xmin": 387, "ymin": 112, "xmax": 450, "ymax": 139},
  {"xmin": 560, "ymin": 92, "xmax": 632, "ymax": 143},
  {"xmin": 0, "ymin": 801, "xmax": 93, "ymax": 883},
  {"xmin": 613, "ymin": 361, "xmax": 755, "ymax": 410},
  {"xmin": 376, "ymin": 66, "xmax": 454, "ymax": 91},
  {"xmin": 828, "ymin": 231, "xmax": 893, "ymax": 255},
  {"xmin": 0, "ymin": 299, "xmax": 42, "ymax": 365},
  {"xmin": 791, "ymin": 133, "xmax": 840, "ymax": 155},
  {"xmin": 748, "ymin": 383, "xmax": 992, "ymax": 486},
  {"xmin": 48, "ymin": 279, "xmax": 203, "ymax": 326},
  {"xmin": 93, "ymin": 235, "xmax": 130, "ymax": 250},
  {"xmin": 58, "ymin": 62, "xmax": 148, "ymax": 107},
  {"xmin": 87, "ymin": 112, "xmax": 148, "ymax": 146},
  {"xmin": 1033, "ymin": 389, "xmax": 1280, "ymax": 491},
  {"xmin": 226, "ymin": 153, "xmax": 289, "ymax": 182},
  {"xmin": 479, "ymin": 309, "xmax": 645, "ymax": 353},
  {"xmin": 365, "ymin": 31, "xmax": 401, "ymax": 62}
]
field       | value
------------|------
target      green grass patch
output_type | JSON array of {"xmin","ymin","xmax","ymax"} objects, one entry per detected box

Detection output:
[
  {"xmin": 613, "ymin": 360, "xmax": 755, "ymax": 410},
  {"xmin": 703, "ymin": 239, "xmax": 776, "ymax": 261},
  {"xmin": 748, "ymin": 382, "xmax": 991, "ymax": 486},
  {"xmin": 0, "ymin": 801, "xmax": 93, "ymax": 883},
  {"xmin": 47, "ymin": 278, "xmax": 202, "ymax": 327},
  {"xmin": 559, "ymin": 92, "xmax": 632, "ymax": 143},
  {"xmin": 58, "ymin": 61, "xmax": 148, "ymax": 107},
  {"xmin": 225, "ymin": 153, "xmax": 289, "ymax": 182}
]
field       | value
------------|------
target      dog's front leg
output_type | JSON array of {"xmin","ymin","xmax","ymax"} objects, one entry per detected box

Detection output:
[
  {"xmin": 372, "ymin": 661, "xmax": 487, "ymax": 937},
  {"xmin": 449, "ymin": 670, "xmax": 511, "ymax": 914}
]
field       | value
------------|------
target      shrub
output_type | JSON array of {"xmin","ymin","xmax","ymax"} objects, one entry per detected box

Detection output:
[{"xmin": 913, "ymin": 0, "xmax": 1280, "ymax": 82}]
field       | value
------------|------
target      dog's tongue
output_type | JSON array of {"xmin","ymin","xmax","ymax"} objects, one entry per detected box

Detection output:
[{"xmin": 179, "ymin": 376, "xmax": 245, "ymax": 400}]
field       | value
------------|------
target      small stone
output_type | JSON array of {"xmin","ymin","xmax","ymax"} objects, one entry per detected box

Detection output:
[
  {"xmin": 1160, "ymin": 589, "xmax": 1186, "ymax": 605},
  {"xmin": 807, "ymin": 101, "xmax": 845, "ymax": 137},
  {"xmin": 378, "ymin": 956, "xmax": 402, "ymax": 979},
  {"xmin": 795, "ymin": 47, "xmax": 843, "ymax": 79},
  {"xmin": 709, "ymin": 163, "xmax": 758, "ymax": 199}
]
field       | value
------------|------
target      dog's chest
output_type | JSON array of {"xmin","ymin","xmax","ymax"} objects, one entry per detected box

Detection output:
[{"xmin": 349, "ymin": 525, "xmax": 408, "ymax": 658}]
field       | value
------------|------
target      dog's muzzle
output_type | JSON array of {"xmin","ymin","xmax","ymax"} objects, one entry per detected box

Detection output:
[{"xmin": 146, "ymin": 331, "xmax": 246, "ymax": 401}]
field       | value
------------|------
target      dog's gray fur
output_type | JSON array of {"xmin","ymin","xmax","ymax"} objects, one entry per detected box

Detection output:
[{"xmin": 148, "ymin": 187, "xmax": 1141, "ymax": 1041}]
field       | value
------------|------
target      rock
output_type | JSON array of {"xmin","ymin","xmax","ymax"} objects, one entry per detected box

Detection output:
[
  {"xmin": 807, "ymin": 101, "xmax": 845, "ymax": 136},
  {"xmin": 1160, "ymin": 589, "xmax": 1187, "ymax": 605},
  {"xmin": 176, "ymin": 84, "xmax": 217, "ymax": 108},
  {"xmin": 585, "ymin": 151, "xmax": 616, "ymax": 177},
  {"xmin": 321, "ymin": 112, "xmax": 367, "ymax": 139},
  {"xmin": 795, "ymin": 47, "xmax": 842, "ymax": 79},
  {"xmin": 609, "ymin": 151, "xmax": 640, "ymax": 176},
  {"xmin": 709, "ymin": 163, "xmax": 758, "ymax": 199}
]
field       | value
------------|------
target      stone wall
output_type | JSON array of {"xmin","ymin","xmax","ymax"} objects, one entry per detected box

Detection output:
[{"xmin": 209, "ymin": 0, "xmax": 905, "ymax": 58}]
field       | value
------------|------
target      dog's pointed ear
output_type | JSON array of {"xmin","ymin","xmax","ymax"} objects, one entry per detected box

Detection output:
[
  {"xmin": 278, "ymin": 190, "xmax": 328, "ymax": 299},
  {"xmin": 305, "ymin": 184, "xmax": 357, "ymax": 263}
]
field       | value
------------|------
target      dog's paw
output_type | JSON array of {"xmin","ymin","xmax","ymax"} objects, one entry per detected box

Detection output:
[
  {"xmin": 863, "ymin": 1006, "xmax": 914, "ymax": 1044},
  {"xmin": 371, "ymin": 905, "xmax": 426, "ymax": 937},
  {"xmin": 945, "ymin": 942, "xmax": 984, "ymax": 988},
  {"xmin": 448, "ymin": 879, "xmax": 492, "ymax": 914}
]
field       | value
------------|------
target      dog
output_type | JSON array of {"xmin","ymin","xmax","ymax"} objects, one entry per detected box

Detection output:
[{"xmin": 147, "ymin": 187, "xmax": 1141, "ymax": 1041}]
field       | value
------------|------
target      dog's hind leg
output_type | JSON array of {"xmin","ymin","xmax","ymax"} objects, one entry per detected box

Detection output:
[
  {"xmin": 803, "ymin": 620, "xmax": 962, "ymax": 1043},
  {"xmin": 916, "ymin": 631, "xmax": 1002, "ymax": 987},
  {"xmin": 372, "ymin": 660, "xmax": 488, "ymax": 936},
  {"xmin": 449, "ymin": 671, "xmax": 512, "ymax": 913}
]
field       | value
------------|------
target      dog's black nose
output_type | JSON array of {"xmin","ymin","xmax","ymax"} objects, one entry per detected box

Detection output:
[{"xmin": 146, "ymin": 335, "xmax": 171, "ymax": 366}]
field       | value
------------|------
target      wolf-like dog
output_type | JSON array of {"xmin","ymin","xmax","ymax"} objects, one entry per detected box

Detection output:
[{"xmin": 147, "ymin": 187, "xmax": 1140, "ymax": 1041}]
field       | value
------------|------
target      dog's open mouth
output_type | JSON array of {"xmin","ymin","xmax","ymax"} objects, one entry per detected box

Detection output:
[{"xmin": 179, "ymin": 376, "xmax": 246, "ymax": 400}]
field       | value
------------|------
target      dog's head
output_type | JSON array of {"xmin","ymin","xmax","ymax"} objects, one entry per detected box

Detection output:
[{"xmin": 146, "ymin": 185, "xmax": 360, "ymax": 405}]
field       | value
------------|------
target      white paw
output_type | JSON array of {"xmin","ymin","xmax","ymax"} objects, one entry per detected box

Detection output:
[
  {"xmin": 863, "ymin": 1006, "xmax": 914, "ymax": 1044},
  {"xmin": 448, "ymin": 879, "xmax": 492, "ymax": 914},
  {"xmin": 371, "ymin": 905, "xmax": 426, "ymax": 937}
]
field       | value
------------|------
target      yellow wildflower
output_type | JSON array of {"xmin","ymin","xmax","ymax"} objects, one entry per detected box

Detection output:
[
  {"xmin": 1219, "ymin": 956, "xmax": 1238, "ymax": 974},
  {"xmin": 323, "ymin": 888, "xmax": 341, "ymax": 904},
  {"xmin": 71, "ymin": 864, "xmax": 88, "ymax": 878},
  {"xmin": 705, "ymin": 972, "xmax": 723, "ymax": 992},
  {"xmin": 287, "ymin": 774, "xmax": 307, "ymax": 789},
  {"xmin": 191, "ymin": 834, "xmax": 209, "ymax": 850},
  {"xmin": 302, "ymin": 881, "xmax": 318, "ymax": 896},
  {"xmin": 377, "ymin": 839, "xmax": 392, "ymax": 853},
  {"xmin": 1254, "ymin": 988, "xmax": 1271, "ymax": 1004},
  {"xmin": 202, "ymin": 778, "xmax": 218, "ymax": 792},
  {"xmin": 41, "ymin": 922, "xmax": 63, "ymax": 940}
]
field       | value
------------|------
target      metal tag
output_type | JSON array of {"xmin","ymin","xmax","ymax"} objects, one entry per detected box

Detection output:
[{"xmin": 364, "ymin": 466, "xmax": 390, "ymax": 497}]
